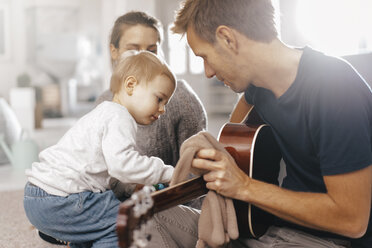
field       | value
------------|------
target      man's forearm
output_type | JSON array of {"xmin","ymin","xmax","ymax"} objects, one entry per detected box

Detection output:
[{"xmin": 238, "ymin": 166, "xmax": 371, "ymax": 238}]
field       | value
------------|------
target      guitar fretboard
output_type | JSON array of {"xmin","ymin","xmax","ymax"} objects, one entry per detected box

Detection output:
[{"xmin": 151, "ymin": 176, "xmax": 208, "ymax": 213}]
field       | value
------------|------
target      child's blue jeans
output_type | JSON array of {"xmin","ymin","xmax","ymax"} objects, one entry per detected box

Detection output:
[{"xmin": 24, "ymin": 182, "xmax": 122, "ymax": 248}]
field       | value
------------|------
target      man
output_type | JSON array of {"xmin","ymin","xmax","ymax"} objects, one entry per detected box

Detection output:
[{"xmin": 168, "ymin": 0, "xmax": 372, "ymax": 247}]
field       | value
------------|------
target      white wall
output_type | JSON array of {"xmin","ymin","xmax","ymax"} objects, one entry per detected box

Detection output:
[
  {"xmin": 0, "ymin": 0, "xmax": 102, "ymax": 100},
  {"xmin": 0, "ymin": 0, "xmax": 235, "ymax": 117},
  {"xmin": 0, "ymin": 0, "xmax": 157, "ymax": 99},
  {"xmin": 0, "ymin": 0, "xmax": 26, "ymax": 100}
]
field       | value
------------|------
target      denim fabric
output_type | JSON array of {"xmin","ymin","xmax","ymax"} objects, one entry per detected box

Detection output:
[{"xmin": 24, "ymin": 182, "xmax": 123, "ymax": 248}]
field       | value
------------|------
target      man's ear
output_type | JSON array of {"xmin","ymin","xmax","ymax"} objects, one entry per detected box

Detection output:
[
  {"xmin": 123, "ymin": 76, "xmax": 138, "ymax": 95},
  {"xmin": 216, "ymin": 25, "xmax": 238, "ymax": 54},
  {"xmin": 110, "ymin": 44, "xmax": 119, "ymax": 61}
]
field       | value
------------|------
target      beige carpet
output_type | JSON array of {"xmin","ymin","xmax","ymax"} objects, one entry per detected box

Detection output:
[{"xmin": 0, "ymin": 189, "xmax": 62, "ymax": 248}]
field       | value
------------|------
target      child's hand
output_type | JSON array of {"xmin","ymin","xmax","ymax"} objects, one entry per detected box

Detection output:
[{"xmin": 153, "ymin": 183, "xmax": 168, "ymax": 191}]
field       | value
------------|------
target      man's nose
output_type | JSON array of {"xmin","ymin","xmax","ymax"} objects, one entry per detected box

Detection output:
[{"xmin": 204, "ymin": 61, "xmax": 215, "ymax": 78}]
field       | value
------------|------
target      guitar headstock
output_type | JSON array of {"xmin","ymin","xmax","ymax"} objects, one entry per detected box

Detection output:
[
  {"xmin": 117, "ymin": 177, "xmax": 208, "ymax": 247},
  {"xmin": 117, "ymin": 186, "xmax": 156, "ymax": 248}
]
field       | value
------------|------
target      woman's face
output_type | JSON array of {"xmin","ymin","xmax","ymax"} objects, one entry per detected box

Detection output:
[{"xmin": 110, "ymin": 24, "xmax": 159, "ymax": 62}]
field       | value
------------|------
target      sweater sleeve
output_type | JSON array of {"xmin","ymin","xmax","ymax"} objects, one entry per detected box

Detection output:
[
  {"xmin": 174, "ymin": 80, "xmax": 207, "ymax": 147},
  {"xmin": 95, "ymin": 90, "xmax": 113, "ymax": 106},
  {"xmin": 102, "ymin": 113, "xmax": 174, "ymax": 185}
]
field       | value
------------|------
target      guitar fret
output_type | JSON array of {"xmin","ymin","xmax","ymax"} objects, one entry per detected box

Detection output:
[{"xmin": 152, "ymin": 176, "xmax": 208, "ymax": 212}]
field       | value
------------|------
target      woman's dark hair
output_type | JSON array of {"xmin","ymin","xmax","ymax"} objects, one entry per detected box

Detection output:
[{"xmin": 110, "ymin": 11, "xmax": 163, "ymax": 48}]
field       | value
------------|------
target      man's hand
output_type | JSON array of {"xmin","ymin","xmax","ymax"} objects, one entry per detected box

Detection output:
[
  {"xmin": 192, "ymin": 148, "xmax": 372, "ymax": 238},
  {"xmin": 192, "ymin": 148, "xmax": 250, "ymax": 200}
]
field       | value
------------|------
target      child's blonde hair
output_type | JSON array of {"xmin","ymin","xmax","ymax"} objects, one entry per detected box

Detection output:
[{"xmin": 110, "ymin": 50, "xmax": 176, "ymax": 94}]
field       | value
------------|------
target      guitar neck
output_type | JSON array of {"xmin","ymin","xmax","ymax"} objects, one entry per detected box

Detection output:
[
  {"xmin": 150, "ymin": 176, "xmax": 208, "ymax": 213},
  {"xmin": 117, "ymin": 109, "xmax": 282, "ymax": 247}
]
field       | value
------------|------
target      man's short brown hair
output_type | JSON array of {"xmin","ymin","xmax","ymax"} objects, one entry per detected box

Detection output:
[{"xmin": 172, "ymin": 0, "xmax": 277, "ymax": 43}]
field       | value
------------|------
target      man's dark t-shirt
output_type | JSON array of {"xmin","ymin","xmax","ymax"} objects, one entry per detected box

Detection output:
[{"xmin": 244, "ymin": 47, "xmax": 372, "ymax": 247}]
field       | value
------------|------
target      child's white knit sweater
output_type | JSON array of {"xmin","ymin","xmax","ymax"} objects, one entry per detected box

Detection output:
[{"xmin": 26, "ymin": 101, "xmax": 174, "ymax": 197}]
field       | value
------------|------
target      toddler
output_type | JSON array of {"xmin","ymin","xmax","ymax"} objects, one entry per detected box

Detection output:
[{"xmin": 24, "ymin": 50, "xmax": 176, "ymax": 248}]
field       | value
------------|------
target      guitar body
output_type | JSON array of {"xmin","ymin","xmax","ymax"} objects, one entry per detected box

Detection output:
[
  {"xmin": 218, "ymin": 107, "xmax": 282, "ymax": 238},
  {"xmin": 117, "ymin": 107, "xmax": 282, "ymax": 247}
]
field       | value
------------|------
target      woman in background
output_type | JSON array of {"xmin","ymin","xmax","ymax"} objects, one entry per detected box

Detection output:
[{"xmin": 97, "ymin": 11, "xmax": 207, "ymax": 201}]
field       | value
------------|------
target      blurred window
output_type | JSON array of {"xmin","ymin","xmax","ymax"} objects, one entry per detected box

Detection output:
[
  {"xmin": 167, "ymin": 25, "xmax": 204, "ymax": 75},
  {"xmin": 296, "ymin": 0, "xmax": 372, "ymax": 56},
  {"xmin": 167, "ymin": 25, "xmax": 187, "ymax": 75}
]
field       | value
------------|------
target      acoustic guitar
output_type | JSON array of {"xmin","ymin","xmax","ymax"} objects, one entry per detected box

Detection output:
[{"xmin": 116, "ymin": 107, "xmax": 282, "ymax": 248}]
